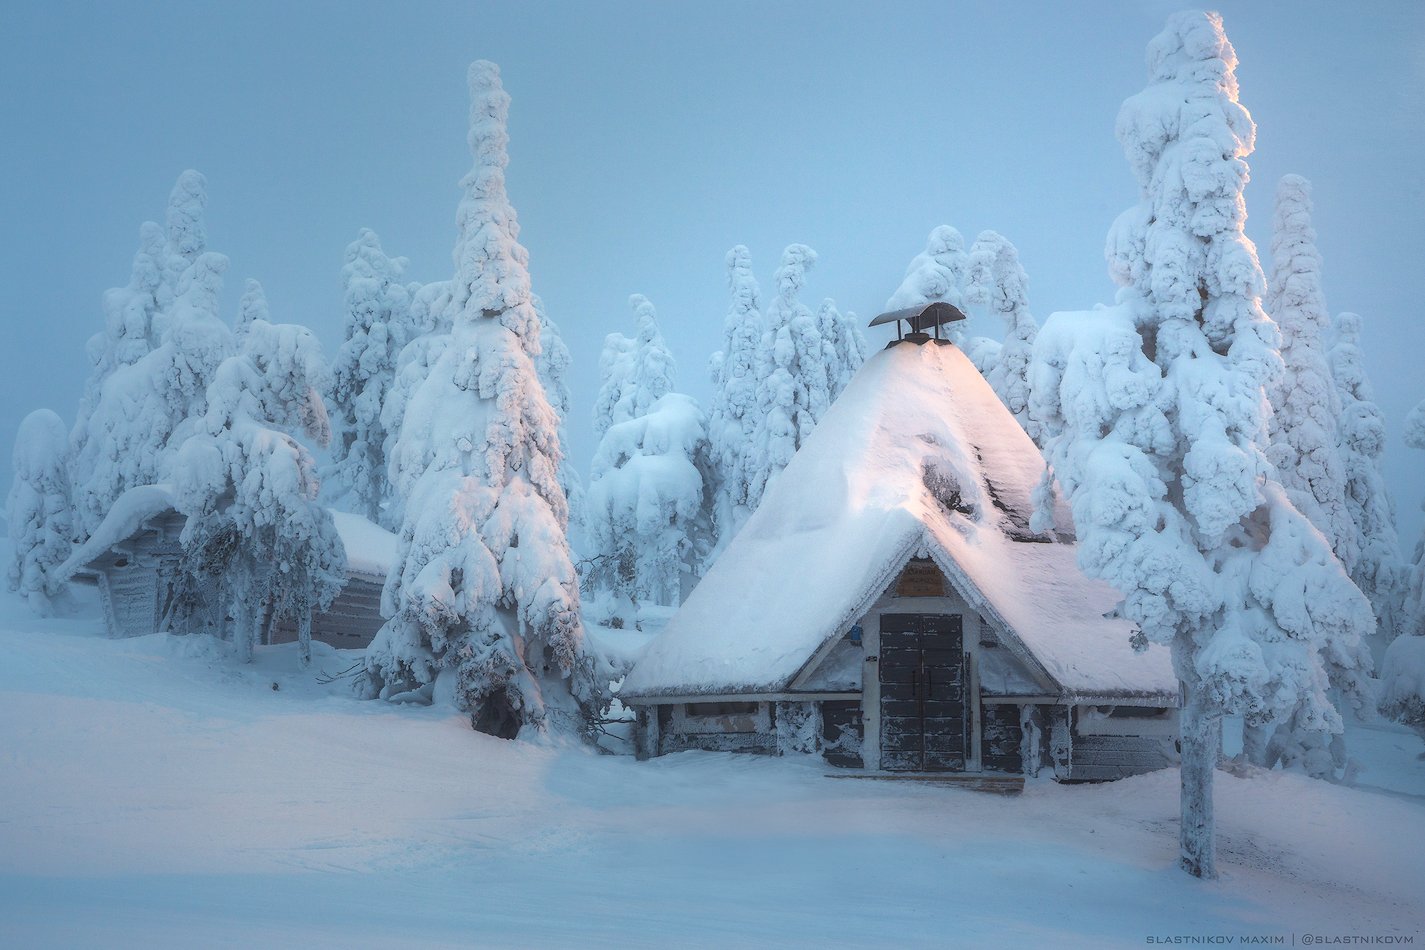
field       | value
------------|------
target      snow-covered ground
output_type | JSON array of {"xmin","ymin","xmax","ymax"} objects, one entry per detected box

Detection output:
[{"xmin": 1, "ymin": 585, "xmax": 1421, "ymax": 948}]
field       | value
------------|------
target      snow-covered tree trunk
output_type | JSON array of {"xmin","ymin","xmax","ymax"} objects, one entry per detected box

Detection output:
[
  {"xmin": 1178, "ymin": 684, "xmax": 1220, "ymax": 880},
  {"xmin": 363, "ymin": 61, "xmax": 598, "ymax": 737},
  {"xmin": 7, "ymin": 409, "xmax": 76, "ymax": 615}
]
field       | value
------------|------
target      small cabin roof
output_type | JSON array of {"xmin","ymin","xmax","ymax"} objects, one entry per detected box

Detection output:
[
  {"xmin": 59, "ymin": 485, "xmax": 398, "ymax": 583},
  {"xmin": 620, "ymin": 342, "xmax": 1178, "ymax": 704},
  {"xmin": 868, "ymin": 301, "xmax": 968, "ymax": 332}
]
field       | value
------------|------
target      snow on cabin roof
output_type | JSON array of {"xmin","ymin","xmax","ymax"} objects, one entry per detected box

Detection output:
[
  {"xmin": 59, "ymin": 484, "xmax": 398, "ymax": 582},
  {"xmin": 328, "ymin": 510, "xmax": 397, "ymax": 580},
  {"xmin": 620, "ymin": 342, "xmax": 1177, "ymax": 702}
]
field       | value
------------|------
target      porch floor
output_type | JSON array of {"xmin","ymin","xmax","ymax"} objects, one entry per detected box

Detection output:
[{"xmin": 824, "ymin": 771, "xmax": 1024, "ymax": 794}]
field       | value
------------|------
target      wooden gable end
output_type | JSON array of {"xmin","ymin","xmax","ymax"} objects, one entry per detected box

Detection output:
[{"xmin": 894, "ymin": 557, "xmax": 946, "ymax": 598}]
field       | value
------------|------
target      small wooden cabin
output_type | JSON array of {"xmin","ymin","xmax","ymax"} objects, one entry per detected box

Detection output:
[
  {"xmin": 619, "ymin": 325, "xmax": 1180, "ymax": 783},
  {"xmin": 60, "ymin": 485, "xmax": 394, "ymax": 650}
]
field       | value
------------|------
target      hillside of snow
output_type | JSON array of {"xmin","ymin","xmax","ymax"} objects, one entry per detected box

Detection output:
[{"xmin": 0, "ymin": 575, "xmax": 1421, "ymax": 947}]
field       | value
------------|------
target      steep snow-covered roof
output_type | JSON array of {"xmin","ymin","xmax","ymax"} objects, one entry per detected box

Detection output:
[
  {"xmin": 621, "ymin": 342, "xmax": 1176, "ymax": 701},
  {"xmin": 60, "ymin": 484, "xmax": 397, "ymax": 582}
]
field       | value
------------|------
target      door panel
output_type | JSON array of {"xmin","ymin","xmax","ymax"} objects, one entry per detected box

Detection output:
[{"xmin": 878, "ymin": 613, "xmax": 967, "ymax": 772}]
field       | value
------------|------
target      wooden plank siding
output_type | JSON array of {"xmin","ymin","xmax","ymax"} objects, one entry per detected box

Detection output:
[
  {"xmin": 1065, "ymin": 733, "xmax": 1177, "ymax": 782},
  {"xmin": 979, "ymin": 703, "xmax": 1023, "ymax": 774},
  {"xmin": 266, "ymin": 576, "xmax": 385, "ymax": 651}
]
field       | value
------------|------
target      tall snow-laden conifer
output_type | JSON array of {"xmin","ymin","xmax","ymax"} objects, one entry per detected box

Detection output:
[
  {"xmin": 593, "ymin": 331, "xmax": 636, "ymax": 436},
  {"xmin": 8, "ymin": 409, "xmax": 75, "ymax": 615},
  {"xmin": 235, "ymin": 278, "xmax": 270, "ymax": 344},
  {"xmin": 381, "ymin": 280, "xmax": 454, "ymax": 528},
  {"xmin": 174, "ymin": 319, "xmax": 345, "ymax": 666},
  {"xmin": 965, "ymin": 230, "xmax": 1041, "ymax": 443},
  {"xmin": 72, "ymin": 251, "xmax": 234, "ymax": 537},
  {"xmin": 71, "ymin": 222, "xmax": 166, "ymax": 465},
  {"xmin": 1264, "ymin": 175, "xmax": 1357, "ymax": 568},
  {"xmin": 706, "ymin": 245, "xmax": 765, "ymax": 551},
  {"xmin": 817, "ymin": 298, "xmax": 867, "ymax": 400},
  {"xmin": 886, "ymin": 226, "xmax": 969, "ymax": 342},
  {"xmin": 747, "ymin": 244, "xmax": 825, "ymax": 509},
  {"xmin": 362, "ymin": 61, "xmax": 596, "ymax": 737},
  {"xmin": 533, "ymin": 294, "xmax": 584, "ymax": 531},
  {"xmin": 325, "ymin": 229, "xmax": 415, "ymax": 527},
  {"xmin": 1379, "ymin": 400, "xmax": 1425, "ymax": 739},
  {"xmin": 586, "ymin": 295, "xmax": 710, "ymax": 625},
  {"xmin": 158, "ymin": 170, "xmax": 209, "ymax": 311},
  {"xmin": 71, "ymin": 170, "xmax": 218, "ymax": 537},
  {"xmin": 1330, "ymin": 312, "xmax": 1404, "ymax": 643},
  {"xmin": 1030, "ymin": 11, "xmax": 1372, "ymax": 878}
]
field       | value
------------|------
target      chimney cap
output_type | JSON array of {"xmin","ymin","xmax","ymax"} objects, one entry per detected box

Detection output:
[{"xmin": 868, "ymin": 301, "xmax": 967, "ymax": 332}]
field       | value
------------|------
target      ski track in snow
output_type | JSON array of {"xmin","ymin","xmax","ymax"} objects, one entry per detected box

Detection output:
[{"xmin": 0, "ymin": 588, "xmax": 1421, "ymax": 948}]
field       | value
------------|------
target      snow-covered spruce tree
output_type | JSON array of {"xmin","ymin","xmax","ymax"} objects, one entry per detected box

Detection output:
[
  {"xmin": 586, "ymin": 295, "xmax": 710, "ymax": 625},
  {"xmin": 157, "ymin": 169, "xmax": 209, "ymax": 312},
  {"xmin": 533, "ymin": 294, "xmax": 584, "ymax": 532},
  {"xmin": 886, "ymin": 225, "xmax": 969, "ymax": 336},
  {"xmin": 1031, "ymin": 11, "xmax": 1372, "ymax": 878},
  {"xmin": 362, "ymin": 61, "xmax": 598, "ymax": 738},
  {"xmin": 7, "ymin": 409, "xmax": 76, "ymax": 615},
  {"xmin": 174, "ymin": 319, "xmax": 345, "ymax": 667},
  {"xmin": 593, "ymin": 331, "xmax": 636, "ymax": 435},
  {"xmin": 325, "ymin": 229, "xmax": 415, "ymax": 528},
  {"xmin": 71, "ymin": 222, "xmax": 166, "ymax": 466},
  {"xmin": 71, "ymin": 252, "xmax": 235, "ymax": 537},
  {"xmin": 706, "ymin": 244, "xmax": 765, "ymax": 551},
  {"xmin": 1264, "ymin": 175, "xmax": 1357, "ymax": 568},
  {"xmin": 235, "ymin": 278, "xmax": 269, "ymax": 344},
  {"xmin": 380, "ymin": 279, "xmax": 454, "ymax": 530},
  {"xmin": 1330, "ymin": 311, "xmax": 1404, "ymax": 644},
  {"xmin": 1378, "ymin": 399, "xmax": 1425, "ymax": 741},
  {"xmin": 71, "ymin": 170, "xmax": 213, "ymax": 527},
  {"xmin": 965, "ymin": 230, "xmax": 1041, "ymax": 444},
  {"xmin": 816, "ymin": 298, "xmax": 867, "ymax": 400},
  {"xmin": 747, "ymin": 244, "xmax": 826, "ymax": 509}
]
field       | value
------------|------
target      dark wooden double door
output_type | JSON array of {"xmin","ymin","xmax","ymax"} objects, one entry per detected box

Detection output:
[{"xmin": 879, "ymin": 613, "xmax": 968, "ymax": 772}]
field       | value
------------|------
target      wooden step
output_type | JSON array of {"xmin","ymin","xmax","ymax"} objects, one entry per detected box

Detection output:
[{"xmin": 824, "ymin": 771, "xmax": 1024, "ymax": 794}]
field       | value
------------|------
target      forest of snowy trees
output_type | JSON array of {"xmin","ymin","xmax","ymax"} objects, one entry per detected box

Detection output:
[{"xmin": 6, "ymin": 10, "xmax": 1425, "ymax": 884}]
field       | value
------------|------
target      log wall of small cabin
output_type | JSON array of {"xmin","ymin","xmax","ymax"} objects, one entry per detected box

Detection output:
[
  {"xmin": 1061, "ymin": 706, "xmax": 1179, "ymax": 782},
  {"xmin": 266, "ymin": 576, "xmax": 385, "ymax": 650},
  {"xmin": 651, "ymin": 701, "xmax": 778, "ymax": 756}
]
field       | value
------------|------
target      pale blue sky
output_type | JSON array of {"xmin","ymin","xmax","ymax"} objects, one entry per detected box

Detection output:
[{"xmin": 2, "ymin": 1, "xmax": 1422, "ymax": 538}]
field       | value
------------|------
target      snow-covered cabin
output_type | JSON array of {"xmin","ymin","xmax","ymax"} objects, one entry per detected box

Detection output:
[
  {"xmin": 620, "ymin": 334, "xmax": 1181, "ymax": 784},
  {"xmin": 60, "ymin": 484, "xmax": 395, "ymax": 649}
]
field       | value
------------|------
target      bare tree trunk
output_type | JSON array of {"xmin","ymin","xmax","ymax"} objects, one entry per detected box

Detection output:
[{"xmin": 1179, "ymin": 690, "xmax": 1220, "ymax": 879}]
